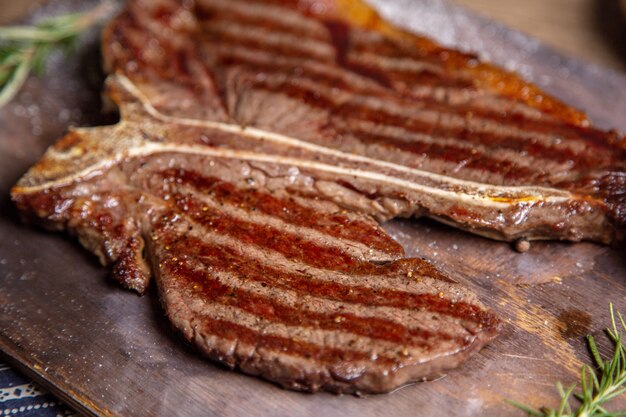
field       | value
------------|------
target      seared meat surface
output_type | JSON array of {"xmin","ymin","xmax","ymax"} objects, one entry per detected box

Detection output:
[{"xmin": 103, "ymin": 0, "xmax": 626, "ymax": 244}]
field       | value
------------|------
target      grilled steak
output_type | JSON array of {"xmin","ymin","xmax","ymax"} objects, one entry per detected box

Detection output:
[
  {"xmin": 10, "ymin": 0, "xmax": 625, "ymax": 394},
  {"xmin": 13, "ymin": 76, "xmax": 498, "ymax": 392},
  {"xmin": 99, "ymin": 0, "xmax": 626, "ymax": 244},
  {"xmin": 12, "ymin": 75, "xmax": 499, "ymax": 392}
]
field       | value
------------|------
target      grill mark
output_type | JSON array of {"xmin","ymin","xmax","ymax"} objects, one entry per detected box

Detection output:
[
  {"xmin": 214, "ymin": 43, "xmax": 616, "ymax": 153},
  {"xmin": 212, "ymin": 43, "xmax": 548, "ymax": 131},
  {"xmin": 349, "ymin": 51, "xmax": 476, "ymax": 90},
  {"xmin": 109, "ymin": 10, "xmax": 226, "ymax": 112},
  {"xmin": 324, "ymin": 20, "xmax": 393, "ymax": 89},
  {"xmin": 207, "ymin": 23, "xmax": 478, "ymax": 94},
  {"xmin": 247, "ymin": 0, "xmax": 471, "ymax": 70},
  {"xmin": 176, "ymin": 183, "xmax": 398, "ymax": 261},
  {"xmin": 329, "ymin": 121, "xmax": 560, "ymax": 183},
  {"xmin": 243, "ymin": 78, "xmax": 618, "ymax": 175},
  {"xmin": 198, "ymin": 8, "xmax": 480, "ymax": 93},
  {"xmin": 350, "ymin": 27, "xmax": 594, "ymax": 126},
  {"xmin": 135, "ymin": 3, "xmax": 626, "ymax": 171},
  {"xmin": 202, "ymin": 21, "xmax": 334, "ymax": 62},
  {"xmin": 411, "ymin": 94, "xmax": 622, "ymax": 153},
  {"xmin": 163, "ymin": 231, "xmax": 496, "ymax": 329},
  {"xmin": 214, "ymin": 47, "xmax": 385, "ymax": 95},
  {"xmin": 333, "ymin": 104, "xmax": 619, "ymax": 170},
  {"xmin": 191, "ymin": 15, "xmax": 621, "ymax": 153},
  {"xmin": 183, "ymin": 301, "xmax": 459, "ymax": 361},
  {"xmin": 250, "ymin": 78, "xmax": 543, "ymax": 173},
  {"xmin": 118, "ymin": 1, "xmax": 605, "ymax": 151},
  {"xmin": 185, "ymin": 253, "xmax": 470, "ymax": 335},
  {"xmin": 161, "ymin": 257, "xmax": 467, "ymax": 349},
  {"xmin": 196, "ymin": 12, "xmax": 529, "ymax": 118},
  {"xmin": 195, "ymin": 0, "xmax": 328, "ymax": 42},
  {"xmin": 341, "ymin": 128, "xmax": 536, "ymax": 181},
  {"xmin": 159, "ymin": 168, "xmax": 402, "ymax": 256},
  {"xmin": 164, "ymin": 190, "xmax": 386, "ymax": 274},
  {"xmin": 212, "ymin": 45, "xmax": 592, "ymax": 158},
  {"xmin": 349, "ymin": 28, "xmax": 464, "ymax": 68},
  {"xmin": 150, "ymin": 197, "xmax": 457, "ymax": 292},
  {"xmin": 194, "ymin": 315, "xmax": 400, "ymax": 366},
  {"xmin": 125, "ymin": 2, "xmax": 468, "ymax": 107},
  {"xmin": 351, "ymin": 52, "xmax": 447, "ymax": 76},
  {"xmin": 114, "ymin": 0, "xmax": 614, "ymax": 152}
]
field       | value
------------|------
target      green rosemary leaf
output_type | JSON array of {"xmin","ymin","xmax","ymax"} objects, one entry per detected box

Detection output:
[
  {"xmin": 505, "ymin": 399, "xmax": 545, "ymax": 416},
  {"xmin": 589, "ymin": 334, "xmax": 604, "ymax": 368},
  {"xmin": 0, "ymin": 49, "xmax": 33, "ymax": 107},
  {"xmin": 31, "ymin": 43, "xmax": 50, "ymax": 76},
  {"xmin": 617, "ymin": 311, "xmax": 626, "ymax": 332},
  {"xmin": 556, "ymin": 383, "xmax": 575, "ymax": 416},
  {"xmin": 581, "ymin": 367, "xmax": 591, "ymax": 403},
  {"xmin": 0, "ymin": 44, "xmax": 20, "ymax": 62},
  {"xmin": 509, "ymin": 304, "xmax": 626, "ymax": 417},
  {"xmin": 0, "ymin": 1, "xmax": 115, "ymax": 108}
]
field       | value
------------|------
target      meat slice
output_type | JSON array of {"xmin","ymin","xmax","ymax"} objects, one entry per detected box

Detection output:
[
  {"xmin": 11, "ymin": 76, "xmax": 499, "ymax": 393},
  {"xmin": 151, "ymin": 173, "xmax": 497, "ymax": 393},
  {"xmin": 101, "ymin": 0, "xmax": 625, "ymax": 244}
]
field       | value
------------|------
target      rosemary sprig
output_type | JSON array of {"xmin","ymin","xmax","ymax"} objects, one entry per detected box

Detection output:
[
  {"xmin": 0, "ymin": 1, "xmax": 115, "ymax": 108},
  {"xmin": 509, "ymin": 304, "xmax": 626, "ymax": 417}
]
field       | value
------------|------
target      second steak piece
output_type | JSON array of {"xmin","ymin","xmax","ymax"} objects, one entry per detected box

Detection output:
[{"xmin": 152, "ymin": 170, "xmax": 498, "ymax": 394}]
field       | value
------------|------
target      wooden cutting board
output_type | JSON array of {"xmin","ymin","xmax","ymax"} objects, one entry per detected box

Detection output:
[{"xmin": 0, "ymin": 0, "xmax": 625, "ymax": 416}]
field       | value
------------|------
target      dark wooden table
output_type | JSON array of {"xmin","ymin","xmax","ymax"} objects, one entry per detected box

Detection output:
[{"xmin": 0, "ymin": 0, "xmax": 625, "ymax": 416}]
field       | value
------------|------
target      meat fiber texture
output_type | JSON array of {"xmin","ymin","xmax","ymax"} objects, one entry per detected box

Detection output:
[{"xmin": 11, "ymin": 0, "xmax": 626, "ymax": 394}]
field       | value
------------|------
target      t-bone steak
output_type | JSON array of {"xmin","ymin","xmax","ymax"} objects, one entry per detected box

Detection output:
[{"xmin": 10, "ymin": 0, "xmax": 626, "ymax": 394}]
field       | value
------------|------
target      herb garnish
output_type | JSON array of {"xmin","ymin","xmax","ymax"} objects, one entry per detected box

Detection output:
[
  {"xmin": 509, "ymin": 304, "xmax": 626, "ymax": 417},
  {"xmin": 0, "ymin": 1, "xmax": 114, "ymax": 108}
]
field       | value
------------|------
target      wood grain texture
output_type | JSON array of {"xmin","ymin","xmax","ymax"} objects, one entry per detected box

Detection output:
[{"xmin": 0, "ymin": 0, "xmax": 625, "ymax": 416}]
